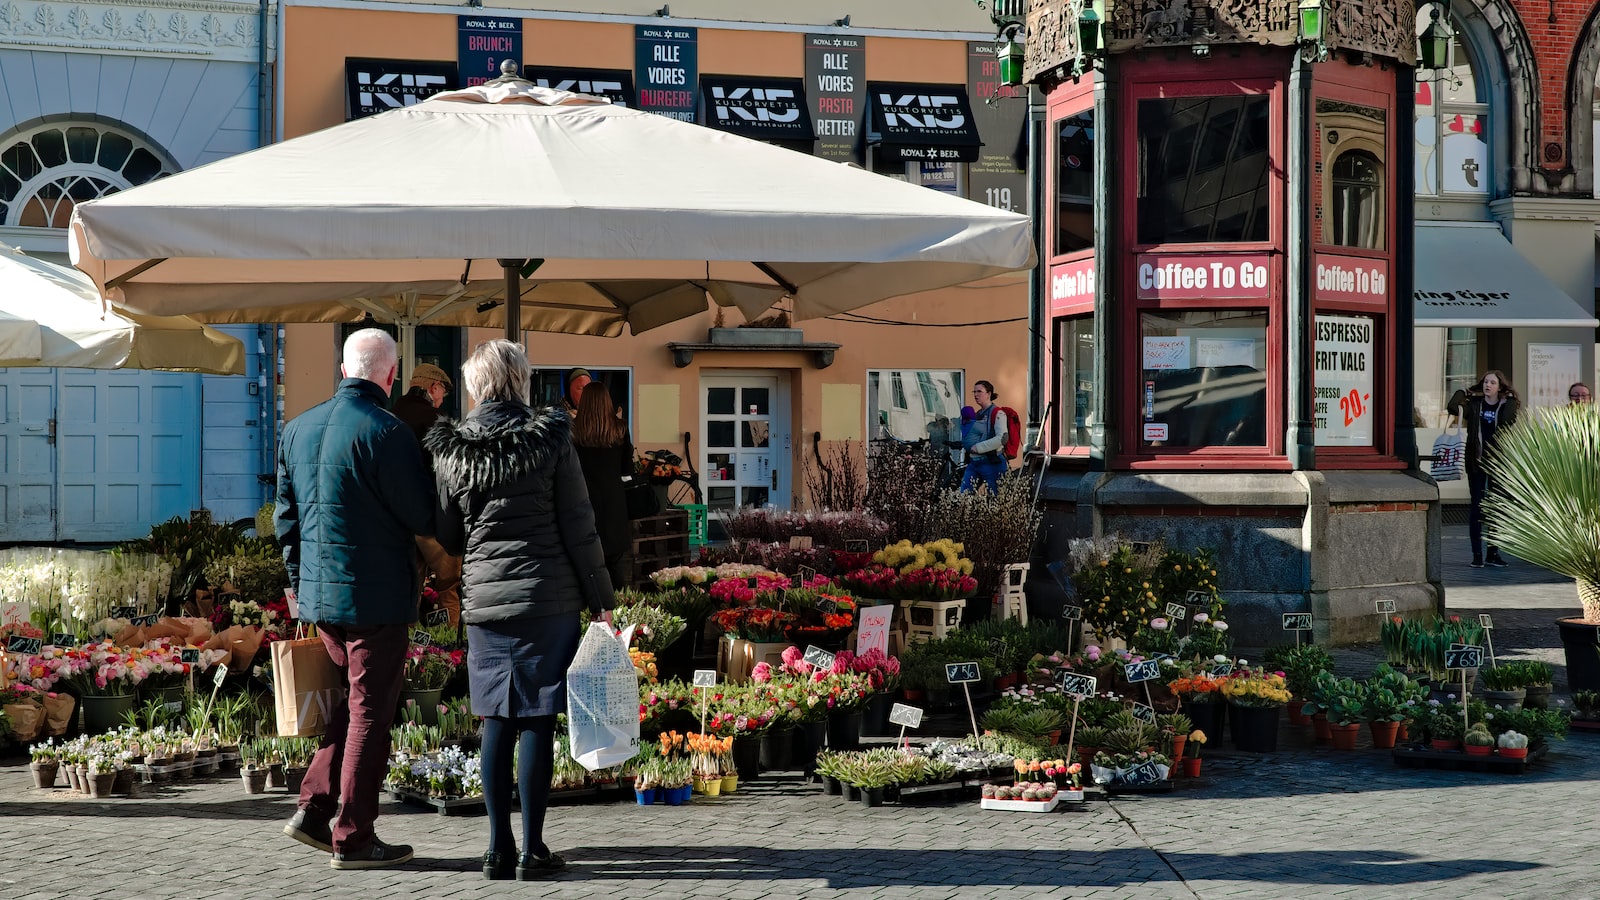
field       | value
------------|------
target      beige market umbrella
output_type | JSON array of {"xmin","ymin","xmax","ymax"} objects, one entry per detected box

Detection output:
[
  {"xmin": 68, "ymin": 75, "xmax": 1035, "ymax": 356},
  {"xmin": 0, "ymin": 244, "xmax": 244, "ymax": 373}
]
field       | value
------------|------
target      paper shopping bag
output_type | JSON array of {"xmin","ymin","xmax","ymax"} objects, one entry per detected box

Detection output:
[{"xmin": 271, "ymin": 633, "xmax": 345, "ymax": 737}]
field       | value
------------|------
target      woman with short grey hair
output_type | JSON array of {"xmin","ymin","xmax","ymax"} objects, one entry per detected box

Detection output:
[
  {"xmin": 425, "ymin": 339, "xmax": 614, "ymax": 881},
  {"xmin": 460, "ymin": 338, "xmax": 530, "ymax": 406}
]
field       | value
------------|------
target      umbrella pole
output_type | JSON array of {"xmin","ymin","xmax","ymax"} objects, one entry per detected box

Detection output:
[{"xmin": 498, "ymin": 259, "xmax": 525, "ymax": 344}]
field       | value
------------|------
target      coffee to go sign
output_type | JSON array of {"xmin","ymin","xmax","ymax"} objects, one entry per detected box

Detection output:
[{"xmin": 1136, "ymin": 254, "xmax": 1271, "ymax": 301}]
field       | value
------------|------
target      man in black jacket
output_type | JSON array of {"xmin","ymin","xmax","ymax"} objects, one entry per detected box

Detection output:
[
  {"xmin": 276, "ymin": 328, "xmax": 435, "ymax": 870},
  {"xmin": 392, "ymin": 362, "xmax": 462, "ymax": 625}
]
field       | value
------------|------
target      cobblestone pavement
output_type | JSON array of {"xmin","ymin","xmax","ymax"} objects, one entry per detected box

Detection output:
[{"xmin": 2, "ymin": 526, "xmax": 1594, "ymax": 900}]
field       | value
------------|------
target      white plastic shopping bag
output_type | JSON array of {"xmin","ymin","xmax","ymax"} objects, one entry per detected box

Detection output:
[{"xmin": 565, "ymin": 621, "xmax": 640, "ymax": 771}]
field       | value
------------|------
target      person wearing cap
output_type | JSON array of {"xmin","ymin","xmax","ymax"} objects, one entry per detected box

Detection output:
[
  {"xmin": 563, "ymin": 367, "xmax": 591, "ymax": 416},
  {"xmin": 392, "ymin": 362, "xmax": 462, "ymax": 626},
  {"xmin": 394, "ymin": 363, "xmax": 453, "ymax": 448}
]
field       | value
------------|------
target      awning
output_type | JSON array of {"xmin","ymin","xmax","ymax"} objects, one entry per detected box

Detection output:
[
  {"xmin": 1414, "ymin": 221, "xmax": 1599, "ymax": 328},
  {"xmin": 527, "ymin": 66, "xmax": 636, "ymax": 107},
  {"xmin": 867, "ymin": 82, "xmax": 981, "ymax": 163},
  {"xmin": 699, "ymin": 76, "xmax": 815, "ymax": 142}
]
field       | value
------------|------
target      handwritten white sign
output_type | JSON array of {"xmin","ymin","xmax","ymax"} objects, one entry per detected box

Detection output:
[{"xmin": 1142, "ymin": 336, "xmax": 1191, "ymax": 371}]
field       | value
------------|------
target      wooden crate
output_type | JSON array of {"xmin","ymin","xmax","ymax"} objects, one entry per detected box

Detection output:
[
  {"xmin": 905, "ymin": 599, "xmax": 965, "ymax": 644},
  {"xmin": 632, "ymin": 509, "xmax": 688, "ymax": 537}
]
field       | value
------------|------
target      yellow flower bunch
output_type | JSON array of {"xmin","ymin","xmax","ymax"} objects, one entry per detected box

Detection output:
[
  {"xmin": 872, "ymin": 538, "xmax": 974, "ymax": 575},
  {"xmin": 1218, "ymin": 670, "xmax": 1292, "ymax": 707},
  {"xmin": 630, "ymin": 648, "xmax": 658, "ymax": 684}
]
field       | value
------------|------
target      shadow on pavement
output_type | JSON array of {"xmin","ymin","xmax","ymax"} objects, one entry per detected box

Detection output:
[{"xmin": 505, "ymin": 844, "xmax": 1541, "ymax": 889}]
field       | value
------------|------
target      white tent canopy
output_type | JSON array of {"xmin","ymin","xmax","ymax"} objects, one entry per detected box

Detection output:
[
  {"xmin": 1415, "ymin": 222, "xmax": 1598, "ymax": 328},
  {"xmin": 0, "ymin": 244, "xmax": 245, "ymax": 373},
  {"xmin": 68, "ymin": 82, "xmax": 1035, "ymax": 347}
]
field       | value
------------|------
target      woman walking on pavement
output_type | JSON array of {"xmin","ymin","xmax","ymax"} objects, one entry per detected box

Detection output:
[
  {"xmin": 426, "ymin": 340, "xmax": 615, "ymax": 881},
  {"xmin": 1447, "ymin": 369, "xmax": 1520, "ymax": 568},
  {"xmin": 960, "ymin": 380, "xmax": 1009, "ymax": 494}
]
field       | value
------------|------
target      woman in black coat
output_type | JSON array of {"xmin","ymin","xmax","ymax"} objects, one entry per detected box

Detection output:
[
  {"xmin": 571, "ymin": 381, "xmax": 635, "ymax": 591},
  {"xmin": 1446, "ymin": 369, "xmax": 1521, "ymax": 569},
  {"xmin": 426, "ymin": 340, "xmax": 615, "ymax": 881}
]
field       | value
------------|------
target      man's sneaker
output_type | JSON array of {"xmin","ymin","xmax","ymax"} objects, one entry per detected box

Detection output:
[
  {"xmin": 283, "ymin": 809, "xmax": 333, "ymax": 853},
  {"xmin": 1469, "ymin": 558, "xmax": 1485, "ymax": 568},
  {"xmin": 1487, "ymin": 552, "xmax": 1509, "ymax": 568},
  {"xmin": 329, "ymin": 837, "xmax": 414, "ymax": 870}
]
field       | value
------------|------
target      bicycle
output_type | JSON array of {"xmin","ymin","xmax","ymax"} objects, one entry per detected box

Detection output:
[{"xmin": 641, "ymin": 431, "xmax": 702, "ymax": 506}]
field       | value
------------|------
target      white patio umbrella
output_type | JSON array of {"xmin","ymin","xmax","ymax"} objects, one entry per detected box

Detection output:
[
  {"xmin": 68, "ymin": 73, "xmax": 1034, "ymax": 373},
  {"xmin": 0, "ymin": 244, "xmax": 245, "ymax": 373}
]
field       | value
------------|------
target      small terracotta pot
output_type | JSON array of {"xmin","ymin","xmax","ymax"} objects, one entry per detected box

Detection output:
[
  {"xmin": 1329, "ymin": 722, "xmax": 1362, "ymax": 751},
  {"xmin": 1286, "ymin": 703, "xmax": 1310, "ymax": 727},
  {"xmin": 1311, "ymin": 713, "xmax": 1332, "ymax": 742},
  {"xmin": 1369, "ymin": 720, "xmax": 1400, "ymax": 749},
  {"xmin": 1497, "ymin": 747, "xmax": 1528, "ymax": 759},
  {"xmin": 1181, "ymin": 757, "xmax": 1201, "ymax": 777},
  {"xmin": 1430, "ymin": 739, "xmax": 1461, "ymax": 752},
  {"xmin": 1463, "ymin": 744, "xmax": 1492, "ymax": 756}
]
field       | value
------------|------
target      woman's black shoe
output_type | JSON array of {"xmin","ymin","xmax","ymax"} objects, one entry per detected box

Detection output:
[
  {"xmin": 517, "ymin": 851, "xmax": 567, "ymax": 880},
  {"xmin": 483, "ymin": 850, "xmax": 516, "ymax": 880}
]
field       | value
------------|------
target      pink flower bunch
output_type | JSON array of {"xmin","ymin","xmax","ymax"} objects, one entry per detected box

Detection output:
[
  {"xmin": 751, "ymin": 661, "xmax": 774, "ymax": 683},
  {"xmin": 708, "ymin": 573, "xmax": 792, "ymax": 606},
  {"xmin": 849, "ymin": 648, "xmax": 902, "ymax": 691}
]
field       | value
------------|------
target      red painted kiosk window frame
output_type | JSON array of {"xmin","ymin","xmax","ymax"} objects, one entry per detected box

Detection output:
[
  {"xmin": 1310, "ymin": 67, "xmax": 1402, "ymax": 470},
  {"xmin": 1046, "ymin": 76, "xmax": 1096, "ymax": 458},
  {"xmin": 1117, "ymin": 63, "xmax": 1287, "ymax": 470}
]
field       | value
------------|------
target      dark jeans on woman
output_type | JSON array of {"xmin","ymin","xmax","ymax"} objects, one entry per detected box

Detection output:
[
  {"xmin": 1467, "ymin": 468, "xmax": 1499, "ymax": 562},
  {"xmin": 480, "ymin": 715, "xmax": 558, "ymax": 859},
  {"xmin": 298, "ymin": 622, "xmax": 408, "ymax": 854}
]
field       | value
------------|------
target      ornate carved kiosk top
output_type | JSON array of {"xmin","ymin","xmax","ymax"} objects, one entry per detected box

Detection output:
[{"xmin": 1025, "ymin": 0, "xmax": 1415, "ymax": 82}]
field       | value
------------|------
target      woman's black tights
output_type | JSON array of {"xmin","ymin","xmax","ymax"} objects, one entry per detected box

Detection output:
[{"xmin": 480, "ymin": 714, "xmax": 556, "ymax": 859}]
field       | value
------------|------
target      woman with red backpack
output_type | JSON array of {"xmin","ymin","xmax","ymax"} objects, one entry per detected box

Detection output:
[{"xmin": 960, "ymin": 380, "xmax": 1019, "ymax": 494}]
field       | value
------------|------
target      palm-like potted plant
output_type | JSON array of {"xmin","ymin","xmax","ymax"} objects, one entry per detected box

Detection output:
[{"xmin": 1484, "ymin": 402, "xmax": 1600, "ymax": 690}]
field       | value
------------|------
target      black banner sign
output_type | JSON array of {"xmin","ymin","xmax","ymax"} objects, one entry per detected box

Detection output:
[
  {"xmin": 700, "ymin": 76, "xmax": 815, "ymax": 143},
  {"xmin": 345, "ymin": 58, "xmax": 457, "ymax": 121},
  {"xmin": 869, "ymin": 82, "xmax": 981, "ymax": 164},
  {"xmin": 526, "ymin": 66, "xmax": 636, "ymax": 107},
  {"xmin": 805, "ymin": 34, "xmax": 865, "ymax": 163}
]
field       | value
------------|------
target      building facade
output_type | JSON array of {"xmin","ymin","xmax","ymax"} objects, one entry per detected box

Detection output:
[
  {"xmin": 0, "ymin": 0, "xmax": 273, "ymax": 540},
  {"xmin": 272, "ymin": 0, "xmax": 1032, "ymax": 520},
  {"xmin": 1028, "ymin": 0, "xmax": 1600, "ymax": 645}
]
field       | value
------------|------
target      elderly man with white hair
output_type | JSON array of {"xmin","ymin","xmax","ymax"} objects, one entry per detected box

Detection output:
[{"xmin": 275, "ymin": 327, "xmax": 436, "ymax": 870}]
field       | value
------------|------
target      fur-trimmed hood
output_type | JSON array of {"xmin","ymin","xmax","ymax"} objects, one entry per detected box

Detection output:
[{"xmin": 425, "ymin": 401, "xmax": 571, "ymax": 494}]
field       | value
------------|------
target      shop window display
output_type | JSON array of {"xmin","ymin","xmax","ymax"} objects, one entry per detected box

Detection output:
[{"xmin": 1138, "ymin": 311, "xmax": 1267, "ymax": 448}]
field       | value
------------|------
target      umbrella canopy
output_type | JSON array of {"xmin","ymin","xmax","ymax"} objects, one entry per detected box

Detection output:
[
  {"xmin": 0, "ymin": 244, "xmax": 245, "ymax": 374},
  {"xmin": 68, "ymin": 80, "xmax": 1035, "ymax": 341}
]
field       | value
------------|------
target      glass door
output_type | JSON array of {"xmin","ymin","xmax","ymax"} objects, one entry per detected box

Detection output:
[{"xmin": 700, "ymin": 374, "xmax": 789, "ymax": 515}]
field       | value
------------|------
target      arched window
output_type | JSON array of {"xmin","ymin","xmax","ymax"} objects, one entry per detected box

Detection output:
[
  {"xmin": 1331, "ymin": 149, "xmax": 1382, "ymax": 248},
  {"xmin": 1415, "ymin": 14, "xmax": 1489, "ymax": 198},
  {"xmin": 0, "ymin": 122, "xmax": 177, "ymax": 228}
]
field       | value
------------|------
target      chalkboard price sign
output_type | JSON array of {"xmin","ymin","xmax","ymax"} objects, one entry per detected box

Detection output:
[
  {"xmin": 110, "ymin": 605, "xmax": 138, "ymax": 620},
  {"xmin": 1053, "ymin": 670, "xmax": 1097, "ymax": 698},
  {"xmin": 1375, "ymin": 599, "xmax": 1396, "ymax": 614},
  {"xmin": 412, "ymin": 630, "xmax": 432, "ymax": 647},
  {"xmin": 131, "ymin": 613, "xmax": 160, "ymax": 628},
  {"xmin": 988, "ymin": 638, "xmax": 1009, "ymax": 659},
  {"xmin": 945, "ymin": 661, "xmax": 981, "ymax": 684},
  {"xmin": 1282, "ymin": 613, "xmax": 1313, "ymax": 631},
  {"xmin": 843, "ymin": 539, "xmax": 870, "ymax": 553},
  {"xmin": 1130, "ymin": 702, "xmax": 1157, "ymax": 724},
  {"xmin": 1124, "ymin": 659, "xmax": 1161, "ymax": 683},
  {"xmin": 423, "ymin": 608, "xmax": 450, "ymax": 628},
  {"xmin": 692, "ymin": 669, "xmax": 717, "ymax": 688},
  {"xmin": 179, "ymin": 647, "xmax": 201, "ymax": 665},
  {"xmin": 803, "ymin": 645, "xmax": 836, "ymax": 673},
  {"xmin": 888, "ymin": 703, "xmax": 923, "ymax": 728},
  {"xmin": 1478, "ymin": 614, "xmax": 1493, "ymax": 629},
  {"xmin": 1164, "ymin": 603, "xmax": 1187, "ymax": 620},
  {"xmin": 1445, "ymin": 646, "xmax": 1484, "ymax": 669},
  {"xmin": 1211, "ymin": 663, "xmax": 1235, "ymax": 677},
  {"xmin": 50, "ymin": 633, "xmax": 76, "ymax": 648},
  {"xmin": 816, "ymin": 596, "xmax": 838, "ymax": 613},
  {"xmin": 788, "ymin": 535, "xmax": 813, "ymax": 551},
  {"xmin": 1185, "ymin": 590, "xmax": 1209, "ymax": 606},
  {"xmin": 213, "ymin": 664, "xmax": 229, "ymax": 687},
  {"xmin": 1060, "ymin": 604, "xmax": 1083, "ymax": 621},
  {"xmin": 6, "ymin": 636, "xmax": 42, "ymax": 654},
  {"xmin": 1118, "ymin": 759, "xmax": 1165, "ymax": 785}
]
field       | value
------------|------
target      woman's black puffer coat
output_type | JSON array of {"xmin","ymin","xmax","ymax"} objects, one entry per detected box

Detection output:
[{"xmin": 426, "ymin": 400, "xmax": 614, "ymax": 623}]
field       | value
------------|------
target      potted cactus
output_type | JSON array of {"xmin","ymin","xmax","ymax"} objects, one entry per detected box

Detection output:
[
  {"xmin": 1463, "ymin": 722, "xmax": 1495, "ymax": 756},
  {"xmin": 1496, "ymin": 729, "xmax": 1530, "ymax": 759}
]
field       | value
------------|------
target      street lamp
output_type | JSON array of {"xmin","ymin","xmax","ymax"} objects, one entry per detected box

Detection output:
[
  {"xmin": 999, "ymin": 36, "xmax": 1025, "ymax": 86},
  {"xmin": 1298, "ymin": 0, "xmax": 1328, "ymax": 62},
  {"xmin": 1071, "ymin": 6, "xmax": 1101, "ymax": 82},
  {"xmin": 1417, "ymin": 2, "xmax": 1451, "ymax": 71}
]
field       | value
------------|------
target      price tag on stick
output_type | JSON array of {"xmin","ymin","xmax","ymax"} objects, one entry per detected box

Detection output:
[
  {"xmin": 1130, "ymin": 702, "xmax": 1157, "ymax": 725},
  {"xmin": 6, "ymin": 636, "xmax": 41, "ymax": 655},
  {"xmin": 803, "ymin": 645, "xmax": 836, "ymax": 673},
  {"xmin": 1479, "ymin": 615, "xmax": 1497, "ymax": 666},
  {"xmin": 424, "ymin": 608, "xmax": 449, "ymax": 628},
  {"xmin": 889, "ymin": 702, "xmax": 923, "ymax": 750},
  {"xmin": 412, "ymin": 630, "xmax": 432, "ymax": 647},
  {"xmin": 1282, "ymin": 612, "xmax": 1312, "ymax": 646},
  {"xmin": 1375, "ymin": 599, "xmax": 1396, "ymax": 615},
  {"xmin": 131, "ymin": 613, "xmax": 159, "ymax": 628},
  {"xmin": 110, "ymin": 605, "xmax": 138, "ymax": 620},
  {"xmin": 51, "ymin": 633, "xmax": 75, "ymax": 648},
  {"xmin": 1053, "ymin": 670, "xmax": 1097, "ymax": 699},
  {"xmin": 692, "ymin": 669, "xmax": 716, "ymax": 732},
  {"xmin": 944, "ymin": 662, "xmax": 983, "ymax": 747},
  {"xmin": 1164, "ymin": 603, "xmax": 1187, "ymax": 620}
]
